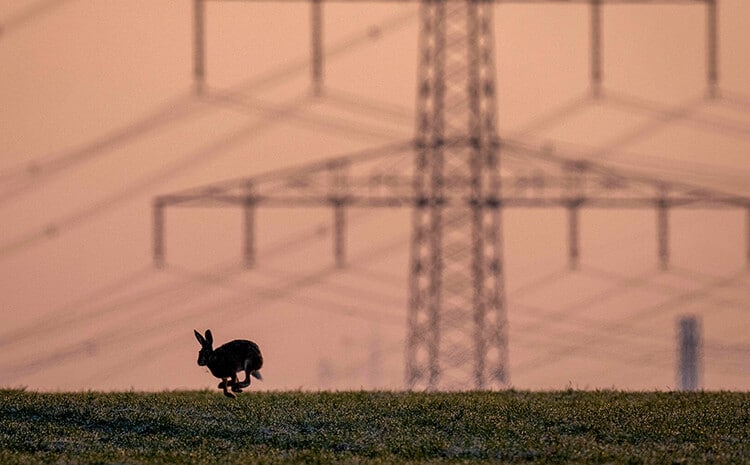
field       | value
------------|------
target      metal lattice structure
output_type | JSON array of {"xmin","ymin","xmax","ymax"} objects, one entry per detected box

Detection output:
[
  {"xmin": 153, "ymin": 0, "xmax": 748, "ymax": 391},
  {"xmin": 407, "ymin": 1, "xmax": 507, "ymax": 390}
]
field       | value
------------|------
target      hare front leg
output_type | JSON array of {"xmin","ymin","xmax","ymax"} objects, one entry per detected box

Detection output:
[
  {"xmin": 230, "ymin": 372, "xmax": 244, "ymax": 393},
  {"xmin": 217, "ymin": 379, "xmax": 234, "ymax": 389},
  {"xmin": 220, "ymin": 377, "xmax": 236, "ymax": 398}
]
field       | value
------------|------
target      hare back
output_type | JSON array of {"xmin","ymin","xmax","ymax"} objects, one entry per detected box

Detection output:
[{"xmin": 208, "ymin": 340, "xmax": 263, "ymax": 378}]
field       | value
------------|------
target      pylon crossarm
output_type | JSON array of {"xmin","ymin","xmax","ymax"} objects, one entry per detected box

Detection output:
[
  {"xmin": 154, "ymin": 132, "xmax": 749, "ymax": 211},
  {"xmin": 157, "ymin": 193, "xmax": 750, "ymax": 210},
  {"xmin": 155, "ymin": 177, "xmax": 750, "ymax": 210}
]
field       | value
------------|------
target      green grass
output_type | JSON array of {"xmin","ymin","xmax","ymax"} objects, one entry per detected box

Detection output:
[{"xmin": 1, "ymin": 390, "xmax": 748, "ymax": 464}]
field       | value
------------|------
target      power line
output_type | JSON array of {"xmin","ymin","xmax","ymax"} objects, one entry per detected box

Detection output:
[
  {"xmin": 316, "ymin": 265, "xmax": 681, "ymax": 382},
  {"xmin": 512, "ymin": 269, "xmax": 749, "ymax": 377},
  {"xmin": 204, "ymin": 6, "xmax": 417, "ymax": 97},
  {"xmin": 66, "ymin": 231, "xmax": 414, "ymax": 385},
  {"xmin": 583, "ymin": 265, "xmax": 750, "ymax": 312},
  {"xmin": 317, "ymin": 87, "xmax": 414, "ymax": 126},
  {"xmin": 512, "ymin": 327, "xmax": 674, "ymax": 378},
  {"xmin": 510, "ymin": 90, "xmax": 750, "ymax": 172},
  {"xmin": 511, "ymin": 271, "xmax": 747, "ymax": 386},
  {"xmin": 509, "ymin": 92, "xmax": 595, "ymax": 138},
  {"xmin": 0, "ymin": 261, "xmax": 244, "ymax": 355},
  {"xmin": 0, "ymin": 94, "xmax": 196, "ymax": 186},
  {"xmin": 259, "ymin": 266, "xmax": 405, "ymax": 309},
  {"xmin": 585, "ymin": 94, "xmax": 708, "ymax": 161},
  {"xmin": 0, "ymin": 94, "xmax": 199, "ymax": 202},
  {"xmin": 280, "ymin": 227, "xmax": 748, "ymax": 386},
  {"xmin": 0, "ymin": 209, "xmax": 409, "ymax": 381},
  {"xmin": 602, "ymin": 156, "xmax": 750, "ymax": 193},
  {"xmin": 0, "ymin": 6, "xmax": 417, "ymax": 201},
  {"xmin": 0, "ymin": 94, "xmax": 313, "ymax": 261},
  {"xmin": 0, "ymin": 8, "xmax": 422, "ymax": 271},
  {"xmin": 0, "ymin": 205, "xmax": 386, "ymax": 353},
  {"xmin": 510, "ymin": 133, "xmax": 750, "ymax": 196},
  {"xmin": 0, "ymin": 0, "xmax": 75, "ymax": 37},
  {"xmin": 717, "ymin": 89, "xmax": 750, "ymax": 112},
  {"xmin": 0, "ymin": 265, "xmax": 155, "ymax": 349},
  {"xmin": 604, "ymin": 90, "xmax": 750, "ymax": 143},
  {"xmin": 203, "ymin": 92, "xmax": 412, "ymax": 141},
  {"xmin": 511, "ymin": 269, "xmax": 662, "ymax": 341},
  {"xmin": 510, "ymin": 267, "xmax": 749, "ymax": 367}
]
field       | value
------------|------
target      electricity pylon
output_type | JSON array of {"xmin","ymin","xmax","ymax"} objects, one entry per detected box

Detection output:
[
  {"xmin": 154, "ymin": 0, "xmax": 748, "ymax": 391},
  {"xmin": 406, "ymin": 1, "xmax": 507, "ymax": 390}
]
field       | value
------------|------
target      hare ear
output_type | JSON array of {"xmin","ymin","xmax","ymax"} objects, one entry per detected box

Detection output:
[
  {"xmin": 204, "ymin": 329, "xmax": 213, "ymax": 346},
  {"xmin": 194, "ymin": 329, "xmax": 206, "ymax": 346}
]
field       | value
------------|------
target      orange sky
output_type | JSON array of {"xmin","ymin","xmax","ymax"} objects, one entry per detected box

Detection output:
[{"xmin": 1, "ymin": 0, "xmax": 749, "ymax": 392}]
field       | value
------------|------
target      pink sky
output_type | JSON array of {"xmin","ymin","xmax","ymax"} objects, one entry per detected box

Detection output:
[{"xmin": 1, "ymin": 0, "xmax": 749, "ymax": 392}]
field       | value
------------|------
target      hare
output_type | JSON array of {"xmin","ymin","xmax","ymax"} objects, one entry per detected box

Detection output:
[{"xmin": 194, "ymin": 329, "xmax": 263, "ymax": 398}]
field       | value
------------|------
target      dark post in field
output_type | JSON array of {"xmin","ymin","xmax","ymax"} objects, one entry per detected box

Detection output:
[{"xmin": 677, "ymin": 315, "xmax": 702, "ymax": 391}]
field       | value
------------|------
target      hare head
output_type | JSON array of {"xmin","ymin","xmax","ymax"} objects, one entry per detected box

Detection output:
[{"xmin": 194, "ymin": 329, "xmax": 214, "ymax": 367}]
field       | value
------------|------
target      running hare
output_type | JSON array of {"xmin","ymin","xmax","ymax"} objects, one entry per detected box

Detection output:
[{"xmin": 194, "ymin": 329, "xmax": 263, "ymax": 398}]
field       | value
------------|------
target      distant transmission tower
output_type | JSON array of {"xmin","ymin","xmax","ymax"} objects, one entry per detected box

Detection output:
[
  {"xmin": 407, "ymin": 1, "xmax": 507, "ymax": 390},
  {"xmin": 153, "ymin": 0, "xmax": 747, "ymax": 392}
]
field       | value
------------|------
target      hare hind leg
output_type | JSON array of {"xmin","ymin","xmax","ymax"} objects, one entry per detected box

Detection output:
[{"xmin": 237, "ymin": 359, "xmax": 252, "ymax": 388}]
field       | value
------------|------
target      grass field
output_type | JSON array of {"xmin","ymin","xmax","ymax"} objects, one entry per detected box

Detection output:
[{"xmin": 1, "ymin": 389, "xmax": 748, "ymax": 464}]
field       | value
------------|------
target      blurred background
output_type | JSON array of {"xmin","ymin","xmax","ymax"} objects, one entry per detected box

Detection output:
[{"xmin": 1, "ymin": 0, "xmax": 749, "ymax": 392}]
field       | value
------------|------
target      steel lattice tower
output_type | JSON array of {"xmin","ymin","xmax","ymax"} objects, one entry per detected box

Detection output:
[{"xmin": 407, "ymin": 1, "xmax": 507, "ymax": 390}]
